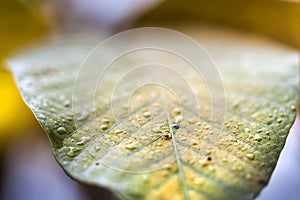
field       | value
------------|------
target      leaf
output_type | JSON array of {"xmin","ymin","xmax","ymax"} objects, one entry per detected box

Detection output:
[{"xmin": 8, "ymin": 26, "xmax": 299, "ymax": 200}]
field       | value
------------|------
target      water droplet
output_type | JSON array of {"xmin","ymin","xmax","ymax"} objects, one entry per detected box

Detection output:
[
  {"xmin": 189, "ymin": 139, "xmax": 198, "ymax": 145},
  {"xmin": 198, "ymin": 159, "xmax": 209, "ymax": 167},
  {"xmin": 160, "ymin": 125, "xmax": 168, "ymax": 131},
  {"xmin": 290, "ymin": 105, "xmax": 296, "ymax": 111},
  {"xmin": 257, "ymin": 129, "xmax": 263, "ymax": 133},
  {"xmin": 77, "ymin": 112, "xmax": 89, "ymax": 121},
  {"xmin": 205, "ymin": 149, "xmax": 211, "ymax": 155},
  {"xmin": 236, "ymin": 166, "xmax": 244, "ymax": 172},
  {"xmin": 188, "ymin": 119, "xmax": 196, "ymax": 124},
  {"xmin": 233, "ymin": 101, "xmax": 240, "ymax": 109},
  {"xmin": 137, "ymin": 118, "xmax": 144, "ymax": 123},
  {"xmin": 135, "ymin": 114, "xmax": 141, "ymax": 119},
  {"xmin": 67, "ymin": 147, "xmax": 82, "ymax": 157},
  {"xmin": 277, "ymin": 118, "xmax": 283, "ymax": 123},
  {"xmin": 194, "ymin": 177, "xmax": 204, "ymax": 186},
  {"xmin": 95, "ymin": 145, "xmax": 100, "ymax": 151},
  {"xmin": 254, "ymin": 134, "xmax": 262, "ymax": 141},
  {"xmin": 152, "ymin": 126, "xmax": 162, "ymax": 133},
  {"xmin": 197, "ymin": 129, "xmax": 203, "ymax": 133},
  {"xmin": 173, "ymin": 107, "xmax": 181, "ymax": 114},
  {"xmin": 142, "ymin": 174, "xmax": 149, "ymax": 181},
  {"xmin": 81, "ymin": 136, "xmax": 91, "ymax": 144},
  {"xmin": 246, "ymin": 153, "xmax": 255, "ymax": 160},
  {"xmin": 63, "ymin": 99, "xmax": 71, "ymax": 107},
  {"xmin": 244, "ymin": 128, "xmax": 251, "ymax": 133},
  {"xmin": 245, "ymin": 173, "xmax": 252, "ymax": 179},
  {"xmin": 125, "ymin": 143, "xmax": 137, "ymax": 150},
  {"xmin": 174, "ymin": 115, "xmax": 183, "ymax": 123},
  {"xmin": 207, "ymin": 165, "xmax": 215, "ymax": 172},
  {"xmin": 57, "ymin": 127, "xmax": 66, "ymax": 135},
  {"xmin": 156, "ymin": 142, "xmax": 163, "ymax": 147},
  {"xmin": 100, "ymin": 124, "xmax": 108, "ymax": 130},
  {"xmin": 241, "ymin": 146, "xmax": 248, "ymax": 151},
  {"xmin": 162, "ymin": 164, "xmax": 172, "ymax": 170},
  {"xmin": 140, "ymin": 136, "xmax": 148, "ymax": 141},
  {"xmin": 101, "ymin": 118, "xmax": 110, "ymax": 124},
  {"xmin": 143, "ymin": 111, "xmax": 151, "ymax": 118},
  {"xmin": 113, "ymin": 129, "xmax": 123, "ymax": 134},
  {"xmin": 189, "ymin": 159, "xmax": 196, "ymax": 165}
]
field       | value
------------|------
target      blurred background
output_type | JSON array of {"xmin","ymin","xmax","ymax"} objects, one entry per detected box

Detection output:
[{"xmin": 0, "ymin": 0, "xmax": 299, "ymax": 199}]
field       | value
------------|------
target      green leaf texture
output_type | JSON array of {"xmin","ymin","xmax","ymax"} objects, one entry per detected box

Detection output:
[{"xmin": 8, "ymin": 27, "xmax": 299, "ymax": 199}]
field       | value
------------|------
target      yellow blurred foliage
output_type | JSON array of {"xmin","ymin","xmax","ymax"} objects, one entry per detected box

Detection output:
[
  {"xmin": 0, "ymin": 69, "xmax": 36, "ymax": 138},
  {"xmin": 138, "ymin": 0, "xmax": 300, "ymax": 49},
  {"xmin": 0, "ymin": 0, "xmax": 46, "ymax": 139}
]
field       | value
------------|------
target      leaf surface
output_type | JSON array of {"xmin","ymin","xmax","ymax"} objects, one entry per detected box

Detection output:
[{"xmin": 8, "ymin": 26, "xmax": 299, "ymax": 200}]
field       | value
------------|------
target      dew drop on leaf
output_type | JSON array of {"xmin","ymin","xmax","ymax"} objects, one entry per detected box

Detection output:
[
  {"xmin": 244, "ymin": 127, "xmax": 251, "ymax": 133},
  {"xmin": 125, "ymin": 143, "xmax": 138, "ymax": 150},
  {"xmin": 254, "ymin": 134, "xmax": 262, "ymax": 141},
  {"xmin": 246, "ymin": 153, "xmax": 255, "ymax": 160},
  {"xmin": 188, "ymin": 118, "xmax": 196, "ymax": 124},
  {"xmin": 67, "ymin": 147, "xmax": 83, "ymax": 157},
  {"xmin": 241, "ymin": 146, "xmax": 248, "ymax": 151},
  {"xmin": 174, "ymin": 115, "xmax": 183, "ymax": 123},
  {"xmin": 100, "ymin": 124, "xmax": 108, "ymax": 130},
  {"xmin": 290, "ymin": 105, "xmax": 296, "ymax": 111},
  {"xmin": 194, "ymin": 177, "xmax": 205, "ymax": 186},
  {"xmin": 80, "ymin": 136, "xmax": 91, "ymax": 144},
  {"xmin": 113, "ymin": 129, "xmax": 123, "ymax": 134},
  {"xmin": 173, "ymin": 107, "xmax": 181, "ymax": 114},
  {"xmin": 143, "ymin": 111, "xmax": 151, "ymax": 118},
  {"xmin": 57, "ymin": 126, "xmax": 66, "ymax": 135}
]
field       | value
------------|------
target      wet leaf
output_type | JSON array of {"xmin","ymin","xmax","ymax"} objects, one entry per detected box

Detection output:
[{"xmin": 8, "ymin": 26, "xmax": 299, "ymax": 199}]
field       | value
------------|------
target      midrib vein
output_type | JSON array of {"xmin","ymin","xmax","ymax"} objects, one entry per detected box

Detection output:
[{"xmin": 163, "ymin": 94, "xmax": 189, "ymax": 200}]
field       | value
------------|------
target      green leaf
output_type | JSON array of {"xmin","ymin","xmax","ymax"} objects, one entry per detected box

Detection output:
[{"xmin": 8, "ymin": 26, "xmax": 299, "ymax": 200}]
